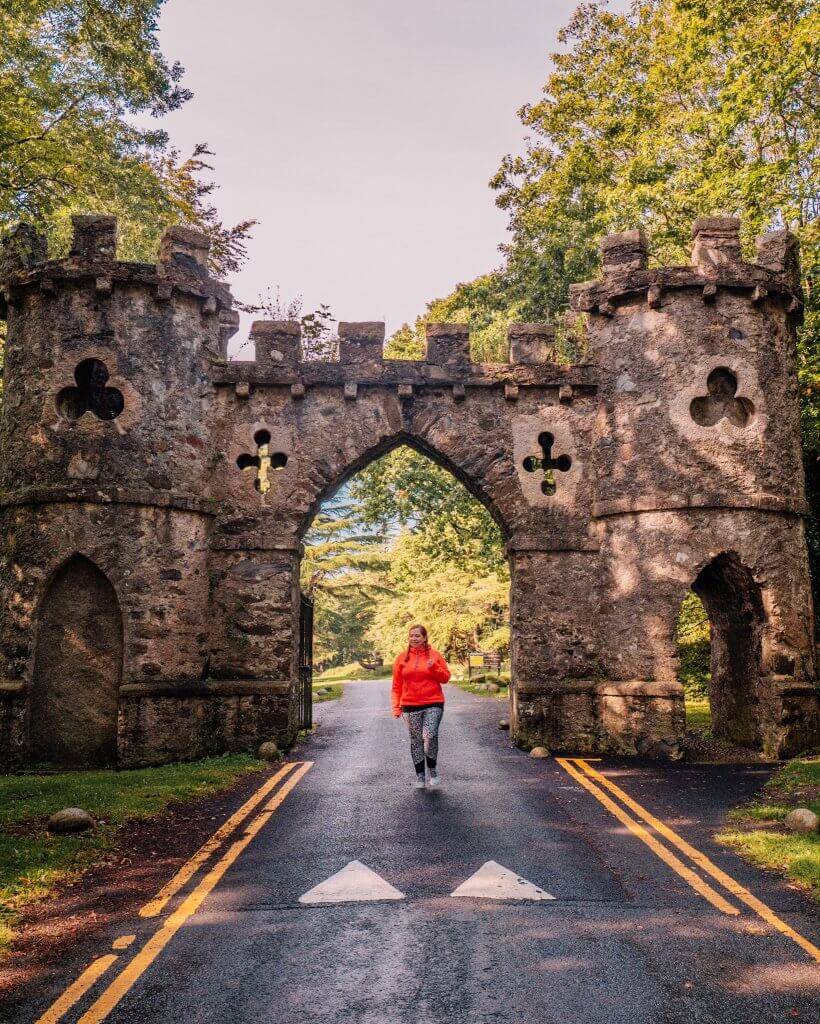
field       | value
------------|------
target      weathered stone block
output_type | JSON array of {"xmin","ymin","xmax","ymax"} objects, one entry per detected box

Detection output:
[
  {"xmin": 70, "ymin": 215, "xmax": 117, "ymax": 260},
  {"xmin": 158, "ymin": 224, "xmax": 210, "ymax": 273},
  {"xmin": 425, "ymin": 323, "xmax": 470, "ymax": 365},
  {"xmin": 1, "ymin": 224, "xmax": 46, "ymax": 278},
  {"xmin": 251, "ymin": 320, "xmax": 302, "ymax": 366},
  {"xmin": 691, "ymin": 216, "xmax": 743, "ymax": 274},
  {"xmin": 338, "ymin": 322, "xmax": 384, "ymax": 364},
  {"xmin": 600, "ymin": 229, "xmax": 648, "ymax": 275},
  {"xmin": 508, "ymin": 323, "xmax": 555, "ymax": 364},
  {"xmin": 755, "ymin": 230, "xmax": 801, "ymax": 288}
]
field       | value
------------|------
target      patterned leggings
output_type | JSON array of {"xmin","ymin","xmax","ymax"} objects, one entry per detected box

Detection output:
[{"xmin": 403, "ymin": 705, "xmax": 444, "ymax": 774}]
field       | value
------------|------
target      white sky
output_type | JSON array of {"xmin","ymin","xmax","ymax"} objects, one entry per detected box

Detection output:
[{"xmin": 151, "ymin": 1, "xmax": 620, "ymax": 346}]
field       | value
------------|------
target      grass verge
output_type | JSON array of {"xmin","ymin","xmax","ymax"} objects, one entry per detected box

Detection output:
[
  {"xmin": 685, "ymin": 696, "xmax": 712, "ymax": 734},
  {"xmin": 0, "ymin": 753, "xmax": 264, "ymax": 955},
  {"xmin": 316, "ymin": 662, "xmax": 390, "ymax": 682},
  {"xmin": 452, "ymin": 674, "xmax": 509, "ymax": 699},
  {"xmin": 716, "ymin": 756, "xmax": 820, "ymax": 900}
]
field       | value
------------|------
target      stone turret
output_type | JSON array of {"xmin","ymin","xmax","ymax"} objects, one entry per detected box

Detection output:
[
  {"xmin": 568, "ymin": 218, "xmax": 814, "ymax": 754},
  {"xmin": 0, "ymin": 211, "xmax": 816, "ymax": 768},
  {"xmin": 0, "ymin": 217, "xmax": 236, "ymax": 767}
]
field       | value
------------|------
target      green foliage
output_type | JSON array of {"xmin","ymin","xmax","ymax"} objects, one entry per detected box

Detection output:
[
  {"xmin": 366, "ymin": 531, "xmax": 509, "ymax": 668},
  {"xmin": 316, "ymin": 662, "xmax": 390, "ymax": 682},
  {"xmin": 685, "ymin": 697, "xmax": 712, "ymax": 735},
  {"xmin": 305, "ymin": 449, "xmax": 510, "ymax": 669},
  {"xmin": 301, "ymin": 493, "xmax": 391, "ymax": 666},
  {"xmin": 718, "ymin": 756, "xmax": 820, "ymax": 900},
  {"xmin": 488, "ymin": 0, "xmax": 820, "ymax": 606},
  {"xmin": 349, "ymin": 446, "xmax": 508, "ymax": 577},
  {"xmin": 312, "ymin": 683, "xmax": 343, "ymax": 702},
  {"xmin": 385, "ymin": 272, "xmax": 521, "ymax": 363},
  {"xmin": 0, "ymin": 1, "xmax": 253, "ymax": 274},
  {"xmin": 453, "ymin": 677, "xmax": 510, "ymax": 699},
  {"xmin": 0, "ymin": 753, "xmax": 263, "ymax": 953},
  {"xmin": 675, "ymin": 590, "xmax": 711, "ymax": 698}
]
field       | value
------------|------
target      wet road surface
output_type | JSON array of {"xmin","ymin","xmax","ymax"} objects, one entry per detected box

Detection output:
[{"xmin": 20, "ymin": 681, "xmax": 820, "ymax": 1024}]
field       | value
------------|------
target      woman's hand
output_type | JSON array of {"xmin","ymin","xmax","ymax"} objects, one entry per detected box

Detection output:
[
  {"xmin": 392, "ymin": 709, "xmax": 401, "ymax": 718},
  {"xmin": 426, "ymin": 657, "xmax": 434, "ymax": 669}
]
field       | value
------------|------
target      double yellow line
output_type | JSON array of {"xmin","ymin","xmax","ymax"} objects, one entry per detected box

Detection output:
[
  {"xmin": 556, "ymin": 757, "xmax": 820, "ymax": 963},
  {"xmin": 36, "ymin": 761, "xmax": 313, "ymax": 1024}
]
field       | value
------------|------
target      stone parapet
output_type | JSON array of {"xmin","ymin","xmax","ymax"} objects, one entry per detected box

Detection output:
[
  {"xmin": 209, "ymin": 359, "xmax": 598, "ymax": 390},
  {"xmin": 0, "ymin": 218, "xmax": 233, "ymax": 320},
  {"xmin": 117, "ymin": 679, "xmax": 295, "ymax": 767},
  {"xmin": 514, "ymin": 680, "xmax": 686, "ymax": 755}
]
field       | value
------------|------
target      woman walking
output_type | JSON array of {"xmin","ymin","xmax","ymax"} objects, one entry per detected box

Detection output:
[{"xmin": 391, "ymin": 624, "xmax": 451, "ymax": 789}]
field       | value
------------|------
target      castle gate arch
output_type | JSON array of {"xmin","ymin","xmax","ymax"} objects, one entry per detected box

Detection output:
[
  {"xmin": 30, "ymin": 555, "xmax": 123, "ymax": 766},
  {"xmin": 0, "ymin": 214, "xmax": 817, "ymax": 767}
]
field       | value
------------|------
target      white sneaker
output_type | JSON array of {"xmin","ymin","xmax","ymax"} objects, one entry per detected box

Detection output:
[
  {"xmin": 428, "ymin": 774, "xmax": 442, "ymax": 788},
  {"xmin": 414, "ymin": 774, "xmax": 426, "ymax": 789}
]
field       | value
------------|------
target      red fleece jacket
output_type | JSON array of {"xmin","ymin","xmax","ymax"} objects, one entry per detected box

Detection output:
[{"xmin": 391, "ymin": 647, "xmax": 451, "ymax": 716}]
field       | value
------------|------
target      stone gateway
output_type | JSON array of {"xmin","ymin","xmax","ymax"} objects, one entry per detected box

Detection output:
[{"xmin": 0, "ymin": 215, "xmax": 817, "ymax": 768}]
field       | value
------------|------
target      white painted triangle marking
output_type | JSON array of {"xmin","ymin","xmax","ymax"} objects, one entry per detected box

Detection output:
[
  {"xmin": 298, "ymin": 860, "xmax": 405, "ymax": 904},
  {"xmin": 450, "ymin": 860, "xmax": 555, "ymax": 901}
]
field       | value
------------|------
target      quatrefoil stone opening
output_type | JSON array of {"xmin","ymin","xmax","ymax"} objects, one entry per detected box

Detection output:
[
  {"xmin": 689, "ymin": 367, "xmax": 754, "ymax": 428},
  {"xmin": 236, "ymin": 429, "xmax": 288, "ymax": 494},
  {"xmin": 56, "ymin": 358, "xmax": 124, "ymax": 421},
  {"xmin": 523, "ymin": 431, "xmax": 572, "ymax": 496}
]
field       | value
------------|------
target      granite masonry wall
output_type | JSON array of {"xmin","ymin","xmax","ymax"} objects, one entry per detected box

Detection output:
[{"xmin": 0, "ymin": 214, "xmax": 816, "ymax": 767}]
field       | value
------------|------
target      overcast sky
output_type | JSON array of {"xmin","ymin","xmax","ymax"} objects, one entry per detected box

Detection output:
[{"xmin": 152, "ymin": 1, "xmax": 617, "ymax": 345}]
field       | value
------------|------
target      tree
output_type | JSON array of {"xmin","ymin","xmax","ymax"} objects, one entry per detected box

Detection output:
[
  {"xmin": 489, "ymin": 0, "xmax": 820, "ymax": 614},
  {"xmin": 367, "ymin": 530, "xmax": 509, "ymax": 667},
  {"xmin": 348, "ymin": 446, "xmax": 508, "ymax": 577},
  {"xmin": 301, "ymin": 491, "xmax": 392, "ymax": 666},
  {"xmin": 0, "ymin": 1, "xmax": 253, "ymax": 275}
]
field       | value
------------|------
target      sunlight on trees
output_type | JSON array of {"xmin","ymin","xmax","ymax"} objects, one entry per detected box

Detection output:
[{"xmin": 302, "ymin": 448, "xmax": 509, "ymax": 670}]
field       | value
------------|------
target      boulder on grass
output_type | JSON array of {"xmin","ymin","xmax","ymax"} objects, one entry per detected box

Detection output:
[
  {"xmin": 47, "ymin": 808, "xmax": 94, "ymax": 834},
  {"xmin": 498, "ymin": 718, "xmax": 510, "ymax": 730},
  {"xmin": 486, "ymin": 682, "xmax": 500, "ymax": 693},
  {"xmin": 784, "ymin": 808, "xmax": 818, "ymax": 834},
  {"xmin": 258, "ymin": 741, "xmax": 282, "ymax": 762},
  {"xmin": 530, "ymin": 746, "xmax": 550, "ymax": 759}
]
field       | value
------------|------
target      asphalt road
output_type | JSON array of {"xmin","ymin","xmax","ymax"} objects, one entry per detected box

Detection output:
[{"xmin": 21, "ymin": 681, "xmax": 820, "ymax": 1024}]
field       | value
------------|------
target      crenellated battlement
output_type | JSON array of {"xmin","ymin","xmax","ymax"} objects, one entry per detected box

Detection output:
[
  {"xmin": 570, "ymin": 217, "xmax": 802, "ymax": 317},
  {"xmin": 245, "ymin": 317, "xmax": 568, "ymax": 370},
  {"xmin": 0, "ymin": 215, "xmax": 236, "ymax": 345},
  {"xmin": 0, "ymin": 210, "xmax": 816, "ymax": 770}
]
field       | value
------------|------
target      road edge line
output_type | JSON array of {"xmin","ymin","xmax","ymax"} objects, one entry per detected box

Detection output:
[
  {"xmin": 573, "ymin": 758, "xmax": 820, "ymax": 963},
  {"xmin": 139, "ymin": 760, "xmax": 297, "ymax": 918},
  {"xmin": 76, "ymin": 761, "xmax": 313, "ymax": 1024},
  {"xmin": 34, "ymin": 954, "xmax": 118, "ymax": 1024},
  {"xmin": 555, "ymin": 757, "xmax": 739, "ymax": 916}
]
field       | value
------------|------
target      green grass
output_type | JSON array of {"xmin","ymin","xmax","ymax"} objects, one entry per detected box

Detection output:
[
  {"xmin": 313, "ymin": 683, "xmax": 343, "ymax": 702},
  {"xmin": 676, "ymin": 590, "xmax": 711, "ymax": 699},
  {"xmin": 717, "ymin": 756, "xmax": 820, "ymax": 900},
  {"xmin": 452, "ymin": 673, "xmax": 510, "ymax": 699},
  {"xmin": 0, "ymin": 753, "xmax": 264, "ymax": 955},
  {"xmin": 685, "ymin": 696, "xmax": 712, "ymax": 734},
  {"xmin": 316, "ymin": 662, "xmax": 390, "ymax": 682}
]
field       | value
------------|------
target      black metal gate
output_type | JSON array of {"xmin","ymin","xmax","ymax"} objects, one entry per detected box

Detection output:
[{"xmin": 298, "ymin": 594, "xmax": 314, "ymax": 730}]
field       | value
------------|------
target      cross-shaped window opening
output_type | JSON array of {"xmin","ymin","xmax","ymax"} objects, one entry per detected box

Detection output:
[
  {"xmin": 523, "ymin": 431, "xmax": 572, "ymax": 496},
  {"xmin": 236, "ymin": 429, "xmax": 287, "ymax": 494}
]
